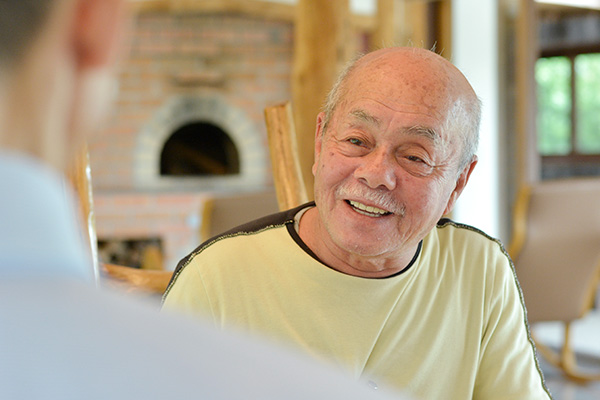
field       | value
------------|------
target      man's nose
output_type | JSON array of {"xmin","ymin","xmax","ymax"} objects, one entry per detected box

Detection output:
[{"xmin": 353, "ymin": 149, "xmax": 397, "ymax": 191}]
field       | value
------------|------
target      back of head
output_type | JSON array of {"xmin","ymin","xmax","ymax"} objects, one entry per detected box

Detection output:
[
  {"xmin": 0, "ymin": 0, "xmax": 128, "ymax": 172},
  {"xmin": 0, "ymin": 1, "xmax": 55, "ymax": 71}
]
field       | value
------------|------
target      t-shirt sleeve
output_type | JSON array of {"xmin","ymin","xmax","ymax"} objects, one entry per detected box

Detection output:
[
  {"xmin": 162, "ymin": 260, "xmax": 215, "ymax": 323},
  {"xmin": 473, "ymin": 251, "xmax": 552, "ymax": 399}
]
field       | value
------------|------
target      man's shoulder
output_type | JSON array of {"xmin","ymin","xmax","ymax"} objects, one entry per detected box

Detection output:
[
  {"xmin": 428, "ymin": 218, "xmax": 514, "ymax": 277},
  {"xmin": 164, "ymin": 202, "xmax": 314, "ymax": 291},
  {"xmin": 207, "ymin": 208, "xmax": 292, "ymax": 242},
  {"xmin": 430, "ymin": 218, "xmax": 511, "ymax": 264},
  {"xmin": 203, "ymin": 201, "xmax": 313, "ymax": 244},
  {"xmin": 435, "ymin": 218, "xmax": 504, "ymax": 247}
]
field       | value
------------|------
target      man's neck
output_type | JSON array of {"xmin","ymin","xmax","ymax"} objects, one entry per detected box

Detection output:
[{"xmin": 297, "ymin": 207, "xmax": 418, "ymax": 278}]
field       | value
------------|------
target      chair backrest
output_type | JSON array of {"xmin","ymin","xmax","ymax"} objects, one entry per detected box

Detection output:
[
  {"xmin": 74, "ymin": 100, "xmax": 310, "ymax": 294},
  {"xmin": 66, "ymin": 143, "xmax": 100, "ymax": 282},
  {"xmin": 264, "ymin": 102, "xmax": 310, "ymax": 211},
  {"xmin": 68, "ymin": 144, "xmax": 173, "ymax": 296},
  {"xmin": 510, "ymin": 178, "xmax": 600, "ymax": 323}
]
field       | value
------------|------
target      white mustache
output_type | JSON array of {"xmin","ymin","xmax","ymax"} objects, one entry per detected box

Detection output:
[{"xmin": 336, "ymin": 184, "xmax": 405, "ymax": 216}]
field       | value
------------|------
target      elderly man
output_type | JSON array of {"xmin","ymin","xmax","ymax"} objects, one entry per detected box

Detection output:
[
  {"xmin": 163, "ymin": 47, "xmax": 552, "ymax": 399},
  {"xmin": 0, "ymin": 2, "xmax": 401, "ymax": 399}
]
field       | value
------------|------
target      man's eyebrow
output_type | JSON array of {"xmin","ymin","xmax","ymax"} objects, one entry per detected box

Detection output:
[
  {"xmin": 348, "ymin": 109, "xmax": 441, "ymax": 145},
  {"xmin": 349, "ymin": 109, "xmax": 381, "ymax": 126},
  {"xmin": 403, "ymin": 125, "xmax": 441, "ymax": 144}
]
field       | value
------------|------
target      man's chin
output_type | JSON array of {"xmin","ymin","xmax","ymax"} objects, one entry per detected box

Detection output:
[{"xmin": 333, "ymin": 237, "xmax": 396, "ymax": 259}]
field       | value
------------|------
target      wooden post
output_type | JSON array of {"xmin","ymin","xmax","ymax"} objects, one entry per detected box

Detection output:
[
  {"xmin": 292, "ymin": 0, "xmax": 351, "ymax": 201},
  {"xmin": 370, "ymin": 0, "xmax": 396, "ymax": 50},
  {"xmin": 515, "ymin": 0, "xmax": 540, "ymax": 185},
  {"xmin": 403, "ymin": 0, "xmax": 431, "ymax": 48},
  {"xmin": 435, "ymin": 0, "xmax": 452, "ymax": 58}
]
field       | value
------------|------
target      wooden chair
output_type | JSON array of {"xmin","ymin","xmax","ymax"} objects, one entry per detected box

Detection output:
[
  {"xmin": 66, "ymin": 143, "xmax": 100, "ymax": 282},
  {"xmin": 196, "ymin": 103, "xmax": 308, "ymax": 244},
  {"xmin": 509, "ymin": 178, "xmax": 600, "ymax": 382},
  {"xmin": 70, "ymin": 102, "xmax": 307, "ymax": 294},
  {"xmin": 68, "ymin": 144, "xmax": 172, "ymax": 296},
  {"xmin": 264, "ymin": 102, "xmax": 310, "ymax": 211}
]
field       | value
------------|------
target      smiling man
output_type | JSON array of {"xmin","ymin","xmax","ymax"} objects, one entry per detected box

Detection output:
[
  {"xmin": 0, "ymin": 2, "xmax": 405, "ymax": 399},
  {"xmin": 163, "ymin": 47, "xmax": 552, "ymax": 399}
]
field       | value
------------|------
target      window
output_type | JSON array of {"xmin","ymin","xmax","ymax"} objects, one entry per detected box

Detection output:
[
  {"xmin": 535, "ymin": 52, "xmax": 600, "ymax": 179},
  {"xmin": 576, "ymin": 54, "xmax": 600, "ymax": 154}
]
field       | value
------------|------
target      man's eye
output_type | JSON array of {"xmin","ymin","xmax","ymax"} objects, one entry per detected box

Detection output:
[
  {"xmin": 407, "ymin": 155, "xmax": 425, "ymax": 163},
  {"xmin": 400, "ymin": 155, "xmax": 435, "ymax": 177},
  {"xmin": 348, "ymin": 138, "xmax": 363, "ymax": 146}
]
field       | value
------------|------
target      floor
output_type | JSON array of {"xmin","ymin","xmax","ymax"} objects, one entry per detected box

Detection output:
[{"xmin": 534, "ymin": 311, "xmax": 600, "ymax": 399}]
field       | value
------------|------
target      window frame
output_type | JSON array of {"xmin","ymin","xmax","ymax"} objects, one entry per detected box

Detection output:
[{"xmin": 538, "ymin": 44, "xmax": 600, "ymax": 166}]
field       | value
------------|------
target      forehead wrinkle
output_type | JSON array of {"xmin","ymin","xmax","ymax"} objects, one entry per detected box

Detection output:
[
  {"xmin": 346, "ymin": 109, "xmax": 443, "ymax": 146},
  {"xmin": 349, "ymin": 109, "xmax": 381, "ymax": 127},
  {"xmin": 346, "ymin": 108, "xmax": 444, "ymax": 150}
]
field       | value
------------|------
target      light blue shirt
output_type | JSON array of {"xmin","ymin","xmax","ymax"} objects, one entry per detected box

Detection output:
[
  {"xmin": 0, "ymin": 152, "xmax": 403, "ymax": 400},
  {"xmin": 0, "ymin": 152, "xmax": 92, "ymax": 281}
]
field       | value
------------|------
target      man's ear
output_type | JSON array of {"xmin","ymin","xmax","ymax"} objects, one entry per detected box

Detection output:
[
  {"xmin": 312, "ymin": 112, "xmax": 326, "ymax": 176},
  {"xmin": 73, "ymin": 0, "xmax": 128, "ymax": 69},
  {"xmin": 443, "ymin": 155, "xmax": 478, "ymax": 215}
]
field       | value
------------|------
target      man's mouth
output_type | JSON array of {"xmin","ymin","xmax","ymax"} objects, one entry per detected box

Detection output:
[{"xmin": 346, "ymin": 200, "xmax": 393, "ymax": 217}]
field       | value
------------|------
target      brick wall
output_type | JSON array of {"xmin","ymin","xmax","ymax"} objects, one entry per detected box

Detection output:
[
  {"xmin": 90, "ymin": 12, "xmax": 294, "ymax": 271},
  {"xmin": 89, "ymin": 12, "xmax": 294, "ymax": 191},
  {"xmin": 94, "ymin": 192, "xmax": 209, "ymax": 270}
]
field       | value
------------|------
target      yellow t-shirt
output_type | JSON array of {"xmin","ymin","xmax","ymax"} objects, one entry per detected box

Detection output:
[{"xmin": 163, "ymin": 203, "xmax": 551, "ymax": 400}]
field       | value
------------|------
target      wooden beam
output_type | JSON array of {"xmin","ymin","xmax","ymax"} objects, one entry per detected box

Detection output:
[
  {"xmin": 394, "ymin": 0, "xmax": 447, "ymax": 50},
  {"xmin": 515, "ymin": 0, "xmax": 540, "ymax": 184},
  {"xmin": 129, "ymin": 0, "xmax": 376, "ymax": 32},
  {"xmin": 129, "ymin": 0, "xmax": 169, "ymax": 12},
  {"xmin": 292, "ymin": 0, "xmax": 352, "ymax": 200},
  {"xmin": 370, "ymin": 0, "xmax": 396, "ymax": 50},
  {"xmin": 404, "ymin": 1, "xmax": 431, "ymax": 48},
  {"xmin": 169, "ymin": 0, "xmax": 296, "ymax": 20},
  {"xmin": 435, "ymin": 0, "xmax": 452, "ymax": 58}
]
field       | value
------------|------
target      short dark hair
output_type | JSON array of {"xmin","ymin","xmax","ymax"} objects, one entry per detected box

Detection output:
[{"xmin": 0, "ymin": 1, "xmax": 55, "ymax": 69}]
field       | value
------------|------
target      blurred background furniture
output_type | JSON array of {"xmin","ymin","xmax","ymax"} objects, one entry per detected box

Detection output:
[
  {"xmin": 94, "ymin": 102, "xmax": 305, "ymax": 294},
  {"xmin": 509, "ymin": 177, "xmax": 600, "ymax": 382},
  {"xmin": 67, "ymin": 145, "xmax": 172, "ymax": 297}
]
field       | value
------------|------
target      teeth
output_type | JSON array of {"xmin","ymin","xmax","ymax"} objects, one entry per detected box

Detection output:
[{"xmin": 348, "ymin": 200, "xmax": 389, "ymax": 216}]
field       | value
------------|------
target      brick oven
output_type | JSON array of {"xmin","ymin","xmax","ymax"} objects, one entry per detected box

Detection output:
[{"xmin": 90, "ymin": 11, "xmax": 293, "ymax": 270}]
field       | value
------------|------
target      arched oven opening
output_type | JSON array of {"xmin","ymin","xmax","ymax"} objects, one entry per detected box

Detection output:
[{"xmin": 160, "ymin": 121, "xmax": 240, "ymax": 177}]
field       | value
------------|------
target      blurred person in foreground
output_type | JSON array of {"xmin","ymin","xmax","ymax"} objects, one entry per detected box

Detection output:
[
  {"xmin": 163, "ymin": 47, "xmax": 553, "ymax": 399},
  {"xmin": 0, "ymin": 1, "xmax": 402, "ymax": 399}
]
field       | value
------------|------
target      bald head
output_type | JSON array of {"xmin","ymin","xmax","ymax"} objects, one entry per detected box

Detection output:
[{"xmin": 323, "ymin": 47, "xmax": 481, "ymax": 172}]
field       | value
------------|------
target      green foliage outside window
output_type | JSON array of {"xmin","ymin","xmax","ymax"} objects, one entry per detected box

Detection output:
[
  {"xmin": 575, "ymin": 53, "xmax": 600, "ymax": 154},
  {"xmin": 536, "ymin": 53, "xmax": 600, "ymax": 156},
  {"xmin": 535, "ymin": 56, "xmax": 571, "ymax": 155}
]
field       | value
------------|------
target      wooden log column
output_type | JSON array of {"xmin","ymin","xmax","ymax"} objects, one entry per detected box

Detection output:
[
  {"xmin": 370, "ymin": 0, "xmax": 396, "ymax": 50},
  {"xmin": 292, "ymin": 0, "xmax": 351, "ymax": 201},
  {"xmin": 515, "ymin": 0, "xmax": 540, "ymax": 185}
]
